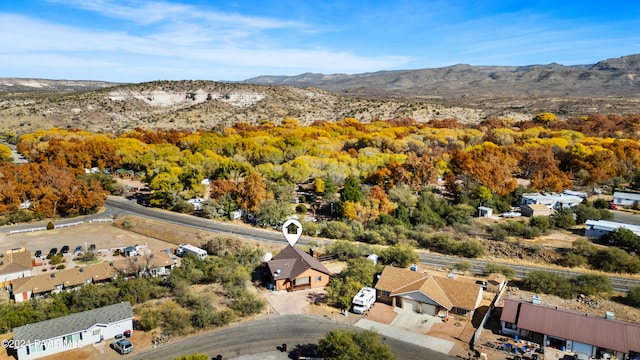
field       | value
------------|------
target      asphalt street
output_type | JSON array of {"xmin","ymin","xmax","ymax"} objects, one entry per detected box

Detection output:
[{"xmin": 129, "ymin": 315, "xmax": 455, "ymax": 360}]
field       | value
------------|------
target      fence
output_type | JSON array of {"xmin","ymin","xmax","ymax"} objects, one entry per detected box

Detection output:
[
  {"xmin": 472, "ymin": 282, "xmax": 509, "ymax": 348},
  {"xmin": 8, "ymin": 218, "xmax": 114, "ymax": 235}
]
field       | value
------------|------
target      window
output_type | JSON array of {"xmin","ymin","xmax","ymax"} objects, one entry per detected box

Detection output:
[
  {"xmin": 381, "ymin": 290, "xmax": 390, "ymax": 297},
  {"xmin": 455, "ymin": 308, "xmax": 468, "ymax": 315},
  {"xmin": 315, "ymin": 276, "xmax": 322, "ymax": 282},
  {"xmin": 294, "ymin": 277, "xmax": 310, "ymax": 286},
  {"xmin": 504, "ymin": 322, "xmax": 517, "ymax": 330}
]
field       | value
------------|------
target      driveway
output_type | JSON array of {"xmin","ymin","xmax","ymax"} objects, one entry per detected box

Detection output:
[
  {"xmin": 263, "ymin": 288, "xmax": 327, "ymax": 315},
  {"xmin": 355, "ymin": 307, "xmax": 456, "ymax": 356}
]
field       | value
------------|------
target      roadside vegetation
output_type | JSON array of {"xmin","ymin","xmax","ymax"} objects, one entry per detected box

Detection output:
[
  {"xmin": 0, "ymin": 236, "xmax": 265, "ymax": 336},
  {"xmin": 3, "ymin": 114, "xmax": 640, "ymax": 319}
]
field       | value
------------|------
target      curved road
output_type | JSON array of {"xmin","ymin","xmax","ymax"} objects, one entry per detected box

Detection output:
[
  {"xmin": 104, "ymin": 196, "xmax": 640, "ymax": 292},
  {"xmin": 130, "ymin": 315, "xmax": 453, "ymax": 360}
]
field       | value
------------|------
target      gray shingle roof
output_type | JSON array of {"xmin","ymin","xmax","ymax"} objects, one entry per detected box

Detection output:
[{"xmin": 13, "ymin": 302, "xmax": 133, "ymax": 342}]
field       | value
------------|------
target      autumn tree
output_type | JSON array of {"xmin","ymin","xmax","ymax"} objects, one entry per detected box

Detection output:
[
  {"xmin": 533, "ymin": 112, "xmax": 557, "ymax": 126},
  {"xmin": 236, "ymin": 172, "xmax": 268, "ymax": 214},
  {"xmin": 450, "ymin": 143, "xmax": 518, "ymax": 196}
]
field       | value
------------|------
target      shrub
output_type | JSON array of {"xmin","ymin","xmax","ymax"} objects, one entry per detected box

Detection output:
[
  {"xmin": 46, "ymin": 221, "xmax": 55, "ymax": 230},
  {"xmin": 295, "ymin": 204, "xmax": 307, "ymax": 214},
  {"xmin": 627, "ymin": 287, "xmax": 640, "ymax": 308},
  {"xmin": 484, "ymin": 263, "xmax": 515, "ymax": 279},
  {"xmin": 56, "ymin": 264, "xmax": 65, "ymax": 270},
  {"xmin": 453, "ymin": 261, "xmax": 473, "ymax": 273}
]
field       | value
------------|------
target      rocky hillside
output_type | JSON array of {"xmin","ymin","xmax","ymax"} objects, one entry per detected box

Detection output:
[
  {"xmin": 0, "ymin": 80, "xmax": 507, "ymax": 134},
  {"xmin": 0, "ymin": 54, "xmax": 638, "ymax": 133}
]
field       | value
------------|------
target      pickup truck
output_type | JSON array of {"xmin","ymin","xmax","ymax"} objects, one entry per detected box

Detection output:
[{"xmin": 111, "ymin": 339, "xmax": 134, "ymax": 354}]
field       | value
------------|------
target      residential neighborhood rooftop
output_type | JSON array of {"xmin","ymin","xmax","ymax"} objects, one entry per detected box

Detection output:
[{"xmin": 13, "ymin": 302, "xmax": 134, "ymax": 343}]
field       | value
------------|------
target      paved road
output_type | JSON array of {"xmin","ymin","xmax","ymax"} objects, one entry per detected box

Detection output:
[
  {"xmin": 130, "ymin": 315, "xmax": 454, "ymax": 360},
  {"xmin": 103, "ymin": 196, "xmax": 640, "ymax": 292},
  {"xmin": 4, "ymin": 196, "xmax": 640, "ymax": 292},
  {"xmin": 0, "ymin": 141, "xmax": 28, "ymax": 164}
]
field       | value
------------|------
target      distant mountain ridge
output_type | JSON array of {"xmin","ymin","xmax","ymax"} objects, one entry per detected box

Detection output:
[
  {"xmin": 0, "ymin": 78, "xmax": 121, "ymax": 93},
  {"xmin": 242, "ymin": 54, "xmax": 640, "ymax": 99},
  {"xmin": 0, "ymin": 54, "xmax": 638, "ymax": 133}
]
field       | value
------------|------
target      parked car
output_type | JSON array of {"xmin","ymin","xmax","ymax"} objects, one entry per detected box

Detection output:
[
  {"xmin": 609, "ymin": 202, "xmax": 619, "ymax": 210},
  {"xmin": 111, "ymin": 338, "xmax": 134, "ymax": 354},
  {"xmin": 74, "ymin": 246, "xmax": 83, "ymax": 255},
  {"xmin": 61, "ymin": 245, "xmax": 70, "ymax": 254},
  {"xmin": 34, "ymin": 250, "xmax": 42, "ymax": 258},
  {"xmin": 49, "ymin": 247, "xmax": 58, "ymax": 255}
]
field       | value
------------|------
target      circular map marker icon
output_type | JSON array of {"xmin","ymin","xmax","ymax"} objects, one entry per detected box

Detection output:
[{"xmin": 282, "ymin": 218, "xmax": 303, "ymax": 246}]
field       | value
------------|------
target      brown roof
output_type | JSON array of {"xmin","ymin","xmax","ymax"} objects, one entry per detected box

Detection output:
[
  {"xmin": 487, "ymin": 272, "xmax": 506, "ymax": 284},
  {"xmin": 0, "ymin": 250, "xmax": 32, "ymax": 275},
  {"xmin": 501, "ymin": 298, "xmax": 640, "ymax": 353},
  {"xmin": 267, "ymin": 245, "xmax": 331, "ymax": 280},
  {"xmin": 375, "ymin": 266, "xmax": 427, "ymax": 293},
  {"xmin": 523, "ymin": 204, "xmax": 550, "ymax": 211},
  {"xmin": 500, "ymin": 297, "xmax": 519, "ymax": 324},
  {"xmin": 12, "ymin": 263, "xmax": 116, "ymax": 295},
  {"xmin": 375, "ymin": 266, "xmax": 482, "ymax": 311},
  {"xmin": 433, "ymin": 276, "xmax": 481, "ymax": 311}
]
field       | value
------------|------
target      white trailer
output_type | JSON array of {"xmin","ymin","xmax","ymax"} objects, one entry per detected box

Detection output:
[
  {"xmin": 175, "ymin": 244, "xmax": 207, "ymax": 259},
  {"xmin": 352, "ymin": 287, "xmax": 376, "ymax": 314}
]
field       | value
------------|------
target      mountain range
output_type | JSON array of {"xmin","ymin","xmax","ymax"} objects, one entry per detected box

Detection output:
[{"xmin": 0, "ymin": 54, "xmax": 638, "ymax": 133}]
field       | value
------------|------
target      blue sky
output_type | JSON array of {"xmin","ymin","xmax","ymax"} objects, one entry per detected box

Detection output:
[{"xmin": 1, "ymin": 0, "xmax": 639, "ymax": 82}]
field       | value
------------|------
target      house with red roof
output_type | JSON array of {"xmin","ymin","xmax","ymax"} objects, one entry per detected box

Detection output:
[
  {"xmin": 265, "ymin": 245, "xmax": 331, "ymax": 291},
  {"xmin": 500, "ymin": 297, "xmax": 640, "ymax": 359}
]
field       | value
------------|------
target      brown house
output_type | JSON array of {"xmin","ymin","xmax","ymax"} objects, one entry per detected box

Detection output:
[
  {"xmin": 487, "ymin": 272, "xmax": 507, "ymax": 293},
  {"xmin": 520, "ymin": 204, "xmax": 551, "ymax": 217},
  {"xmin": 501, "ymin": 297, "xmax": 640, "ymax": 359},
  {"xmin": 266, "ymin": 245, "xmax": 331, "ymax": 291},
  {"xmin": 374, "ymin": 266, "xmax": 483, "ymax": 318},
  {"xmin": 11, "ymin": 263, "xmax": 116, "ymax": 303}
]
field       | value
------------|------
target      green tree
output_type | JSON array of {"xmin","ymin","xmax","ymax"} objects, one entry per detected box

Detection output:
[
  {"xmin": 255, "ymin": 199, "xmax": 293, "ymax": 227},
  {"xmin": 572, "ymin": 274, "xmax": 612, "ymax": 297},
  {"xmin": 379, "ymin": 243, "xmax": 419, "ymax": 268},
  {"xmin": 607, "ymin": 228, "xmax": 640, "ymax": 253},
  {"xmin": 319, "ymin": 329, "xmax": 394, "ymax": 360},
  {"xmin": 627, "ymin": 287, "xmax": 640, "ymax": 308},
  {"xmin": 521, "ymin": 271, "xmax": 575, "ymax": 299},
  {"xmin": 341, "ymin": 176, "xmax": 363, "ymax": 203},
  {"xmin": 453, "ymin": 261, "xmax": 473, "ymax": 272},
  {"xmin": 484, "ymin": 263, "xmax": 515, "ymax": 279},
  {"xmin": 326, "ymin": 277, "xmax": 364, "ymax": 310}
]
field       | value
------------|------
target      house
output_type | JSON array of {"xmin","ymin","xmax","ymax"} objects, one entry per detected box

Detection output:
[
  {"xmin": 0, "ymin": 249, "xmax": 33, "ymax": 288},
  {"xmin": 477, "ymin": 206, "xmax": 493, "ymax": 217},
  {"xmin": 520, "ymin": 204, "xmax": 552, "ymax": 217},
  {"xmin": 374, "ymin": 266, "xmax": 482, "ymax": 318},
  {"xmin": 612, "ymin": 192, "xmax": 640, "ymax": 207},
  {"xmin": 11, "ymin": 263, "xmax": 116, "ymax": 303},
  {"xmin": 520, "ymin": 193, "xmax": 583, "ymax": 210},
  {"xmin": 584, "ymin": 220, "xmax": 640, "ymax": 240},
  {"xmin": 500, "ymin": 297, "xmax": 640, "ymax": 359},
  {"xmin": 12, "ymin": 302, "xmax": 134, "ymax": 360},
  {"xmin": 112, "ymin": 251, "xmax": 177, "ymax": 278},
  {"xmin": 486, "ymin": 273, "xmax": 507, "ymax": 293},
  {"xmin": 265, "ymin": 245, "xmax": 331, "ymax": 291}
]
